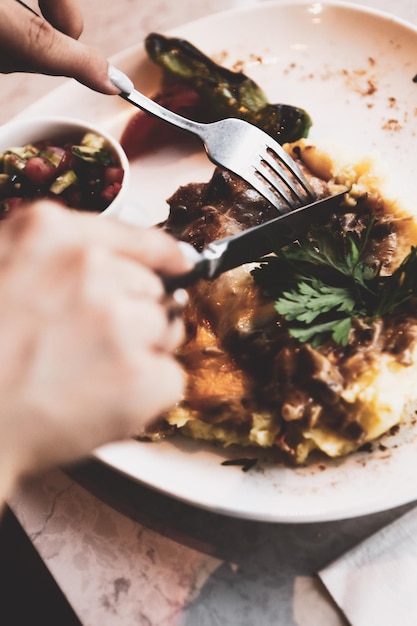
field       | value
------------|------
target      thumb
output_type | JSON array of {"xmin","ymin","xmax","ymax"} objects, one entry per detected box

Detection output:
[
  {"xmin": 41, "ymin": 34, "xmax": 122, "ymax": 94},
  {"xmin": 0, "ymin": 0, "xmax": 120, "ymax": 94}
]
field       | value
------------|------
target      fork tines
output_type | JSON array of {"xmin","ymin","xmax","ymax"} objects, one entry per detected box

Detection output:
[{"xmin": 257, "ymin": 144, "xmax": 316, "ymax": 210}]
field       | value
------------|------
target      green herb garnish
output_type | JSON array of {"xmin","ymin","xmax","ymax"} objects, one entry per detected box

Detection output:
[{"xmin": 252, "ymin": 219, "xmax": 417, "ymax": 348}]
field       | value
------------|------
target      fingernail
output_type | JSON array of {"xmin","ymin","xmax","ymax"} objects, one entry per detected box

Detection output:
[
  {"xmin": 108, "ymin": 65, "xmax": 134, "ymax": 94},
  {"xmin": 167, "ymin": 288, "xmax": 189, "ymax": 321},
  {"xmin": 172, "ymin": 288, "xmax": 189, "ymax": 309}
]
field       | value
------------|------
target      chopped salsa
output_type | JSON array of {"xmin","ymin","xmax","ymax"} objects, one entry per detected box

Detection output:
[{"xmin": 0, "ymin": 131, "xmax": 124, "ymax": 218}]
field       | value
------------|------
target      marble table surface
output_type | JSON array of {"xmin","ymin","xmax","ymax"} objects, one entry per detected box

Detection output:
[{"xmin": 4, "ymin": 0, "xmax": 417, "ymax": 624}]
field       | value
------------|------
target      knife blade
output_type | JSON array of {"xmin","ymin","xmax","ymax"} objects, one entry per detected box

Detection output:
[{"xmin": 164, "ymin": 190, "xmax": 347, "ymax": 291}]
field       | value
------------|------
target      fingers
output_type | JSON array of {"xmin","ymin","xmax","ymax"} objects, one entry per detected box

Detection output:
[
  {"xmin": 0, "ymin": 210, "xmax": 192, "ymax": 346},
  {"xmin": 0, "ymin": 199, "xmax": 191, "ymax": 480},
  {"xmin": 0, "ymin": 202, "xmax": 192, "ymax": 280},
  {"xmin": 94, "ymin": 252, "xmax": 168, "ymax": 301},
  {"xmin": 0, "ymin": 202, "xmax": 191, "ymax": 361},
  {"xmin": 93, "ymin": 255, "xmax": 189, "ymax": 351},
  {"xmin": 0, "ymin": 196, "xmax": 192, "ymax": 486},
  {"xmin": 38, "ymin": 0, "xmax": 83, "ymax": 38},
  {"xmin": 0, "ymin": 202, "xmax": 190, "ymax": 352},
  {"xmin": 42, "ymin": 36, "xmax": 119, "ymax": 94},
  {"xmin": 101, "ymin": 218, "xmax": 194, "ymax": 276},
  {"xmin": 78, "ymin": 250, "xmax": 188, "ymax": 352},
  {"xmin": 0, "ymin": 0, "xmax": 119, "ymax": 94},
  {"xmin": 23, "ymin": 201, "xmax": 193, "ymax": 276},
  {"xmin": 122, "ymin": 352, "xmax": 186, "ymax": 430},
  {"xmin": 111, "ymin": 290, "xmax": 186, "ymax": 354},
  {"xmin": 77, "ymin": 212, "xmax": 194, "ymax": 276}
]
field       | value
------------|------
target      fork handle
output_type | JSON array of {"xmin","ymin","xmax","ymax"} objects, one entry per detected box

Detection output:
[{"xmin": 120, "ymin": 88, "xmax": 205, "ymax": 137}]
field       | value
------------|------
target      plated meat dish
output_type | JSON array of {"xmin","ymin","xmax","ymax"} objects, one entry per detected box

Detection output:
[
  {"xmin": 125, "ymin": 34, "xmax": 417, "ymax": 464},
  {"xmin": 144, "ymin": 141, "xmax": 417, "ymax": 464}
]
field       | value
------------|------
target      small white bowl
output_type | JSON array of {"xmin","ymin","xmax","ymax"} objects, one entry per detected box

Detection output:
[{"xmin": 0, "ymin": 115, "xmax": 130, "ymax": 217}]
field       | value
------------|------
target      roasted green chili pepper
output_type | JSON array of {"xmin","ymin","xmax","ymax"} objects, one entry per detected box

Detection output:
[{"xmin": 145, "ymin": 33, "xmax": 312, "ymax": 144}]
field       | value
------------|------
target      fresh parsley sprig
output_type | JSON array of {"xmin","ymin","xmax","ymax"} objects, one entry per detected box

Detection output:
[
  {"xmin": 251, "ymin": 219, "xmax": 417, "ymax": 348},
  {"xmin": 274, "ymin": 280, "xmax": 357, "ymax": 347}
]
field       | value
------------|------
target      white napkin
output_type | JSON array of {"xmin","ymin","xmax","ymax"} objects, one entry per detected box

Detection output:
[{"xmin": 319, "ymin": 506, "xmax": 417, "ymax": 626}]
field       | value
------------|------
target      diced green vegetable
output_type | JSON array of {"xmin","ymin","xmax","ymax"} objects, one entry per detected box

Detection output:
[
  {"xmin": 40, "ymin": 150, "xmax": 63, "ymax": 167},
  {"xmin": 3, "ymin": 151, "xmax": 27, "ymax": 174},
  {"xmin": 49, "ymin": 169, "xmax": 77, "ymax": 195},
  {"xmin": 3, "ymin": 145, "xmax": 39, "ymax": 161},
  {"xmin": 81, "ymin": 132, "xmax": 107, "ymax": 151},
  {"xmin": 70, "ymin": 132, "xmax": 113, "ymax": 165},
  {"xmin": 72, "ymin": 145, "xmax": 112, "ymax": 166}
]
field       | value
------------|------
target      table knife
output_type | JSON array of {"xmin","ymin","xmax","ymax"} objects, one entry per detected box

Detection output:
[{"xmin": 164, "ymin": 190, "xmax": 347, "ymax": 291}]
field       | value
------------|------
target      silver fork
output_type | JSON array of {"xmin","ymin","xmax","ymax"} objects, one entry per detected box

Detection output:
[{"xmin": 119, "ymin": 86, "xmax": 316, "ymax": 213}]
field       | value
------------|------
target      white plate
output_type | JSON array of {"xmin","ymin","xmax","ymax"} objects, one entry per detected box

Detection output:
[{"xmin": 17, "ymin": 1, "xmax": 417, "ymax": 522}]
